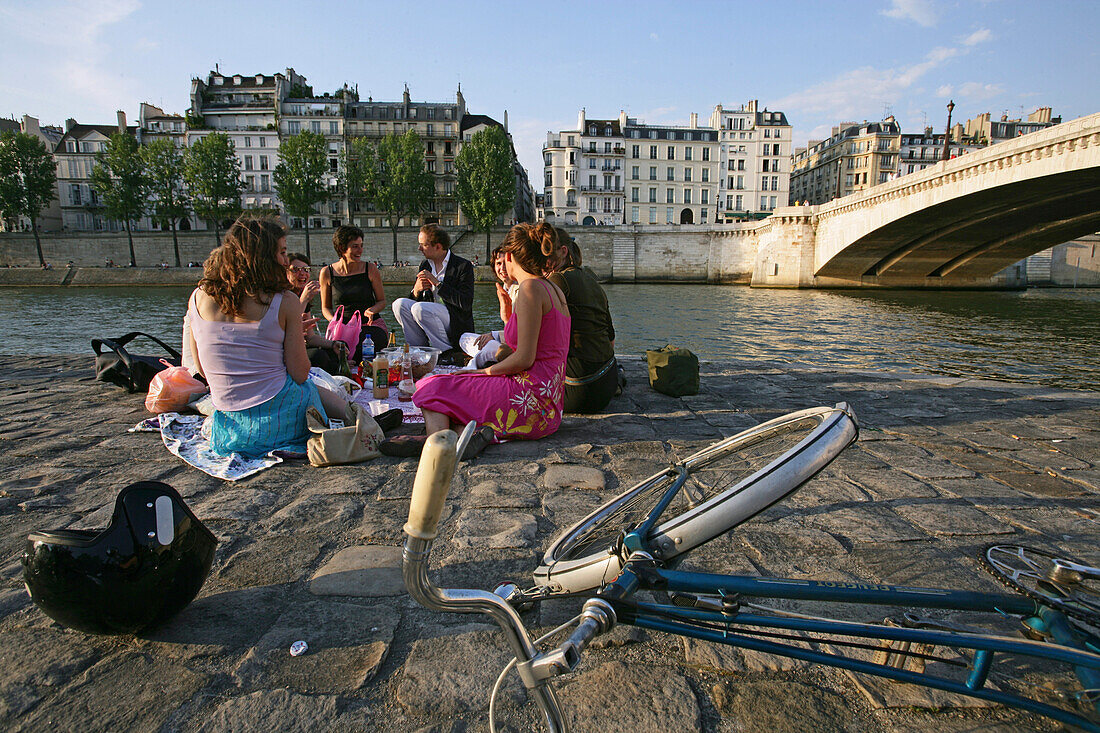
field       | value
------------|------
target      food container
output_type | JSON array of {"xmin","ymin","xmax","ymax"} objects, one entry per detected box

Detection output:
[{"xmin": 381, "ymin": 346, "xmax": 441, "ymax": 381}]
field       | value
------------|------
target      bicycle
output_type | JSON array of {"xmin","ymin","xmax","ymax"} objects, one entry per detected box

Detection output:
[{"xmin": 402, "ymin": 406, "xmax": 1100, "ymax": 732}]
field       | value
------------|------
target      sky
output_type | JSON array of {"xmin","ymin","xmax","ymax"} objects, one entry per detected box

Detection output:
[{"xmin": 2, "ymin": 0, "xmax": 1098, "ymax": 193}]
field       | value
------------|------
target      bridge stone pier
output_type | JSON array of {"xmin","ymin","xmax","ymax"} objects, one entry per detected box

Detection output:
[{"xmin": 751, "ymin": 112, "xmax": 1100, "ymax": 288}]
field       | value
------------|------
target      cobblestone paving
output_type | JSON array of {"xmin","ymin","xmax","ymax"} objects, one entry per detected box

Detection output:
[{"xmin": 1, "ymin": 355, "xmax": 1097, "ymax": 732}]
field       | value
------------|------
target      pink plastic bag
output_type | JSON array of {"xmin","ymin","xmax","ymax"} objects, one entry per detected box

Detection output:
[
  {"xmin": 145, "ymin": 359, "xmax": 208, "ymax": 414},
  {"xmin": 325, "ymin": 305, "xmax": 362, "ymax": 362}
]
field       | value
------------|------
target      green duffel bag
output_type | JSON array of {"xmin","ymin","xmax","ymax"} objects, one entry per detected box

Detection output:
[{"xmin": 646, "ymin": 345, "xmax": 699, "ymax": 397}]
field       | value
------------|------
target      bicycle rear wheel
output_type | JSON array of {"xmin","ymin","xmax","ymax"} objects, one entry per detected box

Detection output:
[{"xmin": 535, "ymin": 403, "xmax": 858, "ymax": 593}]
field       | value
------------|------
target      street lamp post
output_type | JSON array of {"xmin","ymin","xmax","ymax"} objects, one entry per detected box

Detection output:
[{"xmin": 942, "ymin": 100, "xmax": 955, "ymax": 163}]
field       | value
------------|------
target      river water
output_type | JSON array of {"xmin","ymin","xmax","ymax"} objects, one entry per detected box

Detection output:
[{"xmin": 1, "ymin": 284, "xmax": 1096, "ymax": 391}]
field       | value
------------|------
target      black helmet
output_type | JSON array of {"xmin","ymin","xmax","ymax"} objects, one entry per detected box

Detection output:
[{"xmin": 22, "ymin": 481, "xmax": 217, "ymax": 635}]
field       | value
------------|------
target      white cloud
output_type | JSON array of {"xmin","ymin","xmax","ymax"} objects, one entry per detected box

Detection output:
[
  {"xmin": 774, "ymin": 46, "xmax": 958, "ymax": 120},
  {"xmin": 0, "ymin": 0, "xmax": 142, "ymax": 119},
  {"xmin": 961, "ymin": 28, "xmax": 993, "ymax": 46},
  {"xmin": 649, "ymin": 32, "xmax": 659, "ymax": 41},
  {"xmin": 937, "ymin": 82, "xmax": 1003, "ymax": 101},
  {"xmin": 881, "ymin": 0, "xmax": 938, "ymax": 27}
]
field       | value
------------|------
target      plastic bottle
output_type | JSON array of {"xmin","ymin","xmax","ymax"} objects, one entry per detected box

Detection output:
[
  {"xmin": 362, "ymin": 333, "xmax": 374, "ymax": 361},
  {"xmin": 372, "ymin": 352, "xmax": 389, "ymax": 399},
  {"xmin": 398, "ymin": 343, "xmax": 415, "ymax": 402}
]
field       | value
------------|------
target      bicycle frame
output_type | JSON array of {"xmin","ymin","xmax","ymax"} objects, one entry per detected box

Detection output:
[
  {"xmin": 599, "ymin": 558, "xmax": 1100, "ymax": 732},
  {"xmin": 402, "ymin": 427, "xmax": 1100, "ymax": 733}
]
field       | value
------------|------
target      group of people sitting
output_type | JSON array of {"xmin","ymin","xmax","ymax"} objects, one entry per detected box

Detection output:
[{"xmin": 184, "ymin": 217, "xmax": 622, "ymax": 461}]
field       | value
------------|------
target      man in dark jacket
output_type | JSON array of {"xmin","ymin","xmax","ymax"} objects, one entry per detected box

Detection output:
[{"xmin": 391, "ymin": 224, "xmax": 475, "ymax": 350}]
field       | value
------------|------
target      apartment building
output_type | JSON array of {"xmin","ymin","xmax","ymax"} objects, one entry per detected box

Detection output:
[
  {"xmin": 546, "ymin": 110, "xmax": 719, "ymax": 226},
  {"xmin": 964, "ymin": 107, "xmax": 1061, "ymax": 146},
  {"xmin": 709, "ymin": 100, "xmax": 791, "ymax": 222},
  {"xmin": 897, "ymin": 128, "xmax": 982, "ymax": 177},
  {"xmin": 280, "ymin": 84, "xmax": 347, "ymax": 228},
  {"xmin": 543, "ymin": 110, "xmax": 625, "ymax": 226},
  {"xmin": 345, "ymin": 86, "xmax": 464, "ymax": 228},
  {"xmin": 187, "ymin": 68, "xmax": 301, "ymax": 214},
  {"xmin": 54, "ymin": 113, "xmax": 141, "ymax": 232},
  {"xmin": 789, "ymin": 117, "xmax": 901, "ymax": 205}
]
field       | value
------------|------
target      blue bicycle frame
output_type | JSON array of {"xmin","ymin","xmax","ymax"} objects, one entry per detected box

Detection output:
[{"xmin": 591, "ymin": 501, "xmax": 1100, "ymax": 731}]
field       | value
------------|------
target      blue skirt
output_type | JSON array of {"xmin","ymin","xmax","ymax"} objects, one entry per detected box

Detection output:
[{"xmin": 210, "ymin": 374, "xmax": 325, "ymax": 458}]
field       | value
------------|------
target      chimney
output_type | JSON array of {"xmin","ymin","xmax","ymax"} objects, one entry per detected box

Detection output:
[
  {"xmin": 690, "ymin": 112, "xmax": 698, "ymax": 128},
  {"xmin": 403, "ymin": 84, "xmax": 411, "ymax": 105},
  {"xmin": 117, "ymin": 110, "xmax": 127, "ymax": 133},
  {"xmin": 65, "ymin": 118, "xmax": 76, "ymax": 132},
  {"xmin": 22, "ymin": 115, "xmax": 40, "ymax": 137},
  {"xmin": 578, "ymin": 108, "xmax": 586, "ymax": 131},
  {"xmin": 503, "ymin": 109, "xmax": 508, "ymax": 132},
  {"xmin": 747, "ymin": 99, "xmax": 757, "ymax": 113},
  {"xmin": 619, "ymin": 109, "xmax": 627, "ymax": 131}
]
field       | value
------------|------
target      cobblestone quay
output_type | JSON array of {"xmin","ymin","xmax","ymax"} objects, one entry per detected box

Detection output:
[{"xmin": 1, "ymin": 355, "xmax": 1097, "ymax": 731}]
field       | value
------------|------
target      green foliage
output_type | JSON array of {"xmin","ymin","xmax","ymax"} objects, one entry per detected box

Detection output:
[
  {"xmin": 185, "ymin": 112, "xmax": 206, "ymax": 129},
  {"xmin": 455, "ymin": 126, "xmax": 514, "ymax": 255},
  {"xmin": 288, "ymin": 83, "xmax": 314, "ymax": 99},
  {"xmin": 184, "ymin": 132, "xmax": 242, "ymax": 241},
  {"xmin": 339, "ymin": 136, "xmax": 378, "ymax": 222},
  {"xmin": 0, "ymin": 132, "xmax": 56, "ymax": 228},
  {"xmin": 273, "ymin": 130, "xmax": 329, "ymax": 221},
  {"xmin": 274, "ymin": 130, "xmax": 329, "ymax": 258},
  {"xmin": 142, "ymin": 139, "xmax": 191, "ymax": 266},
  {"xmin": 375, "ymin": 129, "xmax": 435, "ymax": 259},
  {"xmin": 90, "ymin": 133, "xmax": 147, "ymax": 265},
  {"xmin": 0, "ymin": 131, "xmax": 57, "ymax": 264}
]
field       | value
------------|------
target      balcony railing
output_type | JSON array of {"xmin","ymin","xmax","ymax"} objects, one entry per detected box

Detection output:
[{"xmin": 578, "ymin": 185, "xmax": 624, "ymax": 193}]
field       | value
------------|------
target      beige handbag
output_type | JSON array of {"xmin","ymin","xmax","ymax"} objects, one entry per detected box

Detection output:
[{"xmin": 306, "ymin": 403, "xmax": 383, "ymax": 466}]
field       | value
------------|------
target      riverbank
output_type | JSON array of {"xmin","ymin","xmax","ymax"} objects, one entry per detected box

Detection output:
[{"xmin": 3, "ymin": 357, "xmax": 1098, "ymax": 730}]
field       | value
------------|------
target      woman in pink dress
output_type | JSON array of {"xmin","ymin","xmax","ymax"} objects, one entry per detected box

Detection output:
[{"xmin": 405, "ymin": 222, "xmax": 570, "ymax": 456}]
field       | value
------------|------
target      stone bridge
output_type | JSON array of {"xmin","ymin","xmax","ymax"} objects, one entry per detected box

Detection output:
[{"xmin": 751, "ymin": 112, "xmax": 1100, "ymax": 288}]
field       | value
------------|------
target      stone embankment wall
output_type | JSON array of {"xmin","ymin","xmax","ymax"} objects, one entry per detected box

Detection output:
[
  {"xmin": 0, "ymin": 225, "xmax": 761, "ymax": 284},
  {"xmin": 0, "ymin": 227, "xmax": 1094, "ymax": 287}
]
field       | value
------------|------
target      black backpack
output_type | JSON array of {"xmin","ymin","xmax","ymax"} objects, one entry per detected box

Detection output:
[{"xmin": 92, "ymin": 332, "xmax": 181, "ymax": 393}]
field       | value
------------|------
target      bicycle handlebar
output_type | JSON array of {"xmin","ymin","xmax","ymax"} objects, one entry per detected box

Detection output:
[{"xmin": 403, "ymin": 430, "xmax": 459, "ymax": 540}]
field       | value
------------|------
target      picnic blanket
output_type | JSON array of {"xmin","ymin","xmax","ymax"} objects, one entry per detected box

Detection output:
[{"xmin": 130, "ymin": 413, "xmax": 287, "ymax": 481}]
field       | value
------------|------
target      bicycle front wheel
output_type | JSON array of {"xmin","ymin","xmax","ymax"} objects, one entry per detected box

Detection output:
[{"xmin": 535, "ymin": 403, "xmax": 859, "ymax": 593}]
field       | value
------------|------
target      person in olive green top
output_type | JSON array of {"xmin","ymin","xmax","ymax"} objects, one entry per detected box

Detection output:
[{"xmin": 546, "ymin": 231, "xmax": 623, "ymax": 413}]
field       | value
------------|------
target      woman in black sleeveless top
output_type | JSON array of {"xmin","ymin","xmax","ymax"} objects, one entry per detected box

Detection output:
[{"xmin": 319, "ymin": 226, "xmax": 388, "ymax": 362}]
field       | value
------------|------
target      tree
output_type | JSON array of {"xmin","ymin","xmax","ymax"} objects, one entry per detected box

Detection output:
[
  {"xmin": 339, "ymin": 137, "xmax": 378, "ymax": 229},
  {"xmin": 273, "ymin": 129, "xmax": 329, "ymax": 261},
  {"xmin": 0, "ymin": 132, "xmax": 57, "ymax": 266},
  {"xmin": 90, "ymin": 132, "xmax": 147, "ymax": 267},
  {"xmin": 183, "ymin": 132, "xmax": 242, "ymax": 245},
  {"xmin": 455, "ymin": 125, "xmax": 515, "ymax": 260},
  {"xmin": 375, "ymin": 130, "xmax": 434, "ymax": 262},
  {"xmin": 142, "ymin": 139, "xmax": 190, "ymax": 267}
]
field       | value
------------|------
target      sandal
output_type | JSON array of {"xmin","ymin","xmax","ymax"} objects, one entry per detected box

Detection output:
[{"xmin": 459, "ymin": 426, "xmax": 496, "ymax": 462}]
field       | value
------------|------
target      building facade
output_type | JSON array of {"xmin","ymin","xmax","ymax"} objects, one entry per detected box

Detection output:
[
  {"xmin": 964, "ymin": 107, "xmax": 1061, "ymax": 146},
  {"xmin": 897, "ymin": 128, "xmax": 982, "ymax": 177},
  {"xmin": 54, "ymin": 114, "xmax": 142, "ymax": 232},
  {"xmin": 545, "ymin": 110, "xmax": 719, "ymax": 226},
  {"xmin": 279, "ymin": 85, "xmax": 347, "ymax": 228},
  {"xmin": 709, "ymin": 100, "xmax": 791, "ymax": 222},
  {"xmin": 789, "ymin": 118, "xmax": 901, "ymax": 205},
  {"xmin": 186, "ymin": 68, "xmax": 300, "ymax": 215}
]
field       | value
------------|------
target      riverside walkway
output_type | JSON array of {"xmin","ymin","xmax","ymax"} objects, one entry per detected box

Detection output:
[{"xmin": 1, "ymin": 355, "xmax": 1097, "ymax": 731}]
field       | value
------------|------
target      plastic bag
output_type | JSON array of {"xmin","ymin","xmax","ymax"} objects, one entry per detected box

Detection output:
[{"xmin": 145, "ymin": 359, "xmax": 208, "ymax": 414}]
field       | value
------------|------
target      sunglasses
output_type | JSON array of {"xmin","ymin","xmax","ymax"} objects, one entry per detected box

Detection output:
[{"xmin": 290, "ymin": 266, "xmax": 310, "ymax": 274}]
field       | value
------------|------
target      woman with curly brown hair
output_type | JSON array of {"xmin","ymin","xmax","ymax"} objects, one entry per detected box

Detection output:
[
  {"xmin": 187, "ymin": 217, "xmax": 338, "ymax": 457},
  {"xmin": 384, "ymin": 222, "xmax": 570, "ymax": 458}
]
